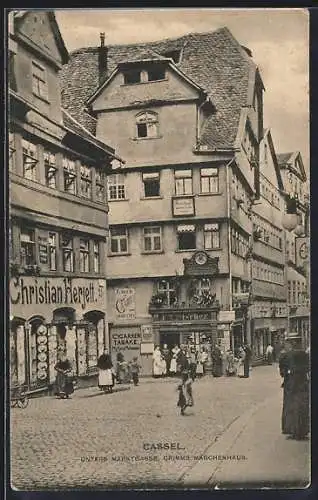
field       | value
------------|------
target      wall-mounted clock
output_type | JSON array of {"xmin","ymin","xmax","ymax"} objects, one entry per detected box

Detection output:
[{"xmin": 194, "ymin": 251, "xmax": 208, "ymax": 265}]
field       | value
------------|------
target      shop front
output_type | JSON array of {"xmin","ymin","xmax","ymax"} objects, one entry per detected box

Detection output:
[
  {"xmin": 251, "ymin": 317, "xmax": 287, "ymax": 363},
  {"xmin": 9, "ymin": 275, "xmax": 107, "ymax": 392}
]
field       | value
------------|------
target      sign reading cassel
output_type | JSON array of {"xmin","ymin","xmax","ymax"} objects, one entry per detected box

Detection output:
[{"xmin": 10, "ymin": 276, "xmax": 105, "ymax": 310}]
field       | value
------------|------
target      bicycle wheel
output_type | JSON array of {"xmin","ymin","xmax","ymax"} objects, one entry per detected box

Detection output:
[{"xmin": 17, "ymin": 397, "xmax": 29, "ymax": 408}]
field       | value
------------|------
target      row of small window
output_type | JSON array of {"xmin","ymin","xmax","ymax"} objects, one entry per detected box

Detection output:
[
  {"xmin": 231, "ymin": 228, "xmax": 250, "ymax": 258},
  {"xmin": 251, "ymin": 303, "xmax": 288, "ymax": 318},
  {"xmin": 253, "ymin": 216, "xmax": 283, "ymax": 250},
  {"xmin": 286, "ymin": 170, "xmax": 303, "ymax": 199},
  {"xmin": 110, "ymin": 223, "xmax": 221, "ymax": 254},
  {"xmin": 108, "ymin": 167, "xmax": 220, "ymax": 200},
  {"xmin": 252, "ymin": 262, "xmax": 284, "ymax": 284},
  {"xmin": 231, "ymin": 278, "xmax": 250, "ymax": 294},
  {"xmin": 288, "ymin": 281, "xmax": 308, "ymax": 305},
  {"xmin": 13, "ymin": 228, "xmax": 102, "ymax": 273},
  {"xmin": 123, "ymin": 66, "xmax": 166, "ymax": 85},
  {"xmin": 260, "ymin": 174, "xmax": 281, "ymax": 209},
  {"xmin": 9, "ymin": 135, "xmax": 106, "ymax": 202}
]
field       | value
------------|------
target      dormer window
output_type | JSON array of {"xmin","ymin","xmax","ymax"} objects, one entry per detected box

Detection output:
[
  {"xmin": 124, "ymin": 70, "xmax": 141, "ymax": 84},
  {"xmin": 147, "ymin": 67, "xmax": 165, "ymax": 82},
  {"xmin": 136, "ymin": 111, "xmax": 159, "ymax": 138}
]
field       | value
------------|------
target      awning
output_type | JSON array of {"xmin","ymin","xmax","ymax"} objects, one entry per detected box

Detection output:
[{"xmin": 177, "ymin": 224, "xmax": 195, "ymax": 233}]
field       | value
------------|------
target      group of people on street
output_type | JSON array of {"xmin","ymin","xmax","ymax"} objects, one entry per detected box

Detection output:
[
  {"xmin": 212, "ymin": 344, "xmax": 252, "ymax": 379},
  {"xmin": 279, "ymin": 335, "xmax": 310, "ymax": 441},
  {"xmin": 152, "ymin": 344, "xmax": 209, "ymax": 378},
  {"xmin": 97, "ymin": 350, "xmax": 142, "ymax": 391}
]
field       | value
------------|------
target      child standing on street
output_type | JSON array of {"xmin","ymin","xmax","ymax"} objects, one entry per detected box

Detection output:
[{"xmin": 129, "ymin": 357, "xmax": 142, "ymax": 386}]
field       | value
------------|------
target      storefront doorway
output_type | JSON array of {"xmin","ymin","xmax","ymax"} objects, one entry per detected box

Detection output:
[{"xmin": 160, "ymin": 332, "xmax": 180, "ymax": 350}]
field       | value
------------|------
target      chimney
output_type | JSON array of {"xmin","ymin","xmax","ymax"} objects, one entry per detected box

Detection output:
[{"xmin": 98, "ymin": 32, "xmax": 108, "ymax": 84}]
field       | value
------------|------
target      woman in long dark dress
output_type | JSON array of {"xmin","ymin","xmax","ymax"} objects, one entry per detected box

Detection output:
[
  {"xmin": 97, "ymin": 349, "xmax": 114, "ymax": 393},
  {"xmin": 279, "ymin": 337, "xmax": 310, "ymax": 440},
  {"xmin": 54, "ymin": 355, "xmax": 73, "ymax": 399},
  {"xmin": 211, "ymin": 344, "xmax": 223, "ymax": 377}
]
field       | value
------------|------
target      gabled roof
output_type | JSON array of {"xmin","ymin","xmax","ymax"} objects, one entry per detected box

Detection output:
[
  {"xmin": 62, "ymin": 108, "xmax": 122, "ymax": 161},
  {"xmin": 12, "ymin": 10, "xmax": 69, "ymax": 64},
  {"xmin": 277, "ymin": 151, "xmax": 307, "ymax": 181},
  {"xmin": 277, "ymin": 152, "xmax": 294, "ymax": 165},
  {"xmin": 60, "ymin": 26, "xmax": 260, "ymax": 149},
  {"xmin": 262, "ymin": 129, "xmax": 284, "ymax": 190}
]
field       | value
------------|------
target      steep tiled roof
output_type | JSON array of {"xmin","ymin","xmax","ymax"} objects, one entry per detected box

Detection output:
[
  {"xmin": 277, "ymin": 152, "xmax": 294, "ymax": 166},
  {"xmin": 62, "ymin": 109, "xmax": 120, "ymax": 159},
  {"xmin": 60, "ymin": 27, "xmax": 257, "ymax": 149}
]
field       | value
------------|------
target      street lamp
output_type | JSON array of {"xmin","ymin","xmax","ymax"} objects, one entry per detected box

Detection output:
[{"xmin": 282, "ymin": 194, "xmax": 298, "ymax": 232}]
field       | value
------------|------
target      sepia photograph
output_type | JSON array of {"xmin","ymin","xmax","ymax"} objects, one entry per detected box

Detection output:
[{"xmin": 7, "ymin": 7, "xmax": 310, "ymax": 490}]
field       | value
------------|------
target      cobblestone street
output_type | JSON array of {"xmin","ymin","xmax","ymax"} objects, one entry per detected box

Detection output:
[{"xmin": 10, "ymin": 365, "xmax": 308, "ymax": 489}]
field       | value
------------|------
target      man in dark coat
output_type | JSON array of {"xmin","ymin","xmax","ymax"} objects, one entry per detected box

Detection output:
[
  {"xmin": 211, "ymin": 344, "xmax": 223, "ymax": 377},
  {"xmin": 243, "ymin": 344, "xmax": 252, "ymax": 378},
  {"xmin": 279, "ymin": 336, "xmax": 309, "ymax": 440}
]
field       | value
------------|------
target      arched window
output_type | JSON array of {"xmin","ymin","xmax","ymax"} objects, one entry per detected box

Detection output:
[{"xmin": 136, "ymin": 111, "xmax": 159, "ymax": 138}]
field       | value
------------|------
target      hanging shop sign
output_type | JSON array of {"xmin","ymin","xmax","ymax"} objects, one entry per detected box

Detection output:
[
  {"xmin": 295, "ymin": 236, "xmax": 309, "ymax": 268},
  {"xmin": 140, "ymin": 324, "xmax": 154, "ymax": 343},
  {"xmin": 218, "ymin": 310, "xmax": 235, "ymax": 322},
  {"xmin": 114, "ymin": 288, "xmax": 136, "ymax": 320},
  {"xmin": 10, "ymin": 276, "xmax": 106, "ymax": 310}
]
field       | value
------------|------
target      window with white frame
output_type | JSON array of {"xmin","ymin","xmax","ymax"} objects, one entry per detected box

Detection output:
[
  {"xmin": 48, "ymin": 232, "xmax": 57, "ymax": 271},
  {"xmin": 204, "ymin": 223, "xmax": 220, "ymax": 249},
  {"xmin": 96, "ymin": 169, "xmax": 105, "ymax": 202},
  {"xmin": 110, "ymin": 227, "xmax": 128, "ymax": 254},
  {"xmin": 200, "ymin": 167, "xmax": 219, "ymax": 193},
  {"xmin": 142, "ymin": 172, "xmax": 160, "ymax": 197},
  {"xmin": 44, "ymin": 151, "xmax": 57, "ymax": 189},
  {"xmin": 63, "ymin": 157, "xmax": 77, "ymax": 194},
  {"xmin": 80, "ymin": 164, "xmax": 92, "ymax": 199},
  {"xmin": 80, "ymin": 239, "xmax": 90, "ymax": 272},
  {"xmin": 175, "ymin": 169, "xmax": 192, "ymax": 195},
  {"xmin": 136, "ymin": 111, "xmax": 159, "ymax": 138},
  {"xmin": 108, "ymin": 174, "xmax": 125, "ymax": 200},
  {"xmin": 20, "ymin": 229, "xmax": 36, "ymax": 266},
  {"xmin": 157, "ymin": 279, "xmax": 177, "ymax": 306},
  {"xmin": 22, "ymin": 139, "xmax": 38, "ymax": 181},
  {"xmin": 177, "ymin": 224, "xmax": 196, "ymax": 250},
  {"xmin": 143, "ymin": 226, "xmax": 162, "ymax": 252},
  {"xmin": 93, "ymin": 241, "xmax": 100, "ymax": 273},
  {"xmin": 32, "ymin": 61, "xmax": 48, "ymax": 100},
  {"xmin": 61, "ymin": 235, "xmax": 74, "ymax": 272}
]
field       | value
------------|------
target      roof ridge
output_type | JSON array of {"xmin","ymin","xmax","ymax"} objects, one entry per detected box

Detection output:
[{"xmin": 69, "ymin": 26, "xmax": 234, "ymax": 56}]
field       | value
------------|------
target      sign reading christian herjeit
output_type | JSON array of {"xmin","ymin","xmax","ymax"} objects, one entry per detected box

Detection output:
[{"xmin": 10, "ymin": 276, "xmax": 105, "ymax": 310}]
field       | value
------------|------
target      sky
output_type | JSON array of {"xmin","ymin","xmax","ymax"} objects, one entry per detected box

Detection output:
[{"xmin": 55, "ymin": 8, "xmax": 309, "ymax": 172}]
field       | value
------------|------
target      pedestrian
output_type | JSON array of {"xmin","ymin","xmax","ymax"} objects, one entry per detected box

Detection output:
[
  {"xmin": 177, "ymin": 362, "xmax": 194, "ymax": 416},
  {"xmin": 176, "ymin": 344, "xmax": 188, "ymax": 374},
  {"xmin": 243, "ymin": 344, "xmax": 252, "ymax": 378},
  {"xmin": 225, "ymin": 349, "xmax": 236, "ymax": 376},
  {"xmin": 195, "ymin": 349, "xmax": 204, "ymax": 378},
  {"xmin": 201, "ymin": 348, "xmax": 208, "ymax": 375},
  {"xmin": 162, "ymin": 344, "xmax": 171, "ymax": 376},
  {"xmin": 54, "ymin": 354, "xmax": 74, "ymax": 399},
  {"xmin": 265, "ymin": 343, "xmax": 274, "ymax": 365},
  {"xmin": 237, "ymin": 346, "xmax": 245, "ymax": 378},
  {"xmin": 116, "ymin": 352, "xmax": 129, "ymax": 383},
  {"xmin": 211, "ymin": 343, "xmax": 223, "ymax": 377},
  {"xmin": 279, "ymin": 336, "xmax": 309, "ymax": 440},
  {"xmin": 97, "ymin": 349, "xmax": 114, "ymax": 393},
  {"xmin": 152, "ymin": 345, "xmax": 163, "ymax": 378},
  {"xmin": 129, "ymin": 356, "xmax": 142, "ymax": 386},
  {"xmin": 170, "ymin": 352, "xmax": 178, "ymax": 376},
  {"xmin": 188, "ymin": 346, "xmax": 197, "ymax": 380}
]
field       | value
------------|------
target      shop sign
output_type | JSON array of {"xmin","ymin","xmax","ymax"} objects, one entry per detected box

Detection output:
[
  {"xmin": 140, "ymin": 343, "xmax": 154, "ymax": 354},
  {"xmin": 218, "ymin": 310, "xmax": 235, "ymax": 322},
  {"xmin": 140, "ymin": 324, "xmax": 154, "ymax": 342},
  {"xmin": 114, "ymin": 288, "xmax": 136, "ymax": 319},
  {"xmin": 111, "ymin": 328, "xmax": 141, "ymax": 350},
  {"xmin": 10, "ymin": 276, "xmax": 105, "ymax": 310},
  {"xmin": 172, "ymin": 196, "xmax": 195, "ymax": 217},
  {"xmin": 295, "ymin": 237, "xmax": 309, "ymax": 268}
]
